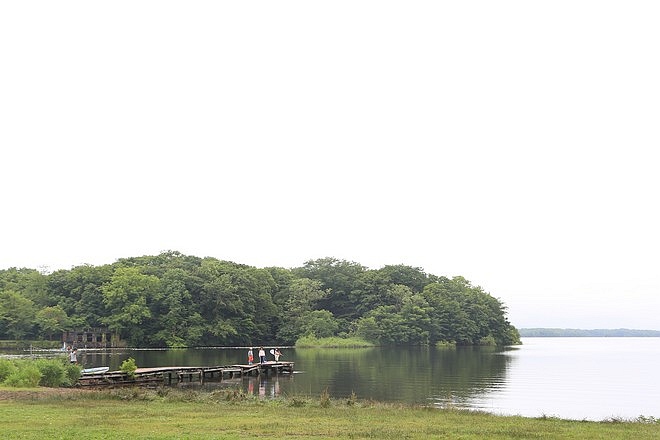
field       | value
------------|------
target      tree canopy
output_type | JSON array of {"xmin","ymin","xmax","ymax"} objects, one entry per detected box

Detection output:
[{"xmin": 0, "ymin": 251, "xmax": 520, "ymax": 347}]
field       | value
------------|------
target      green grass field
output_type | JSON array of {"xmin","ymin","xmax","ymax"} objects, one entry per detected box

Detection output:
[{"xmin": 1, "ymin": 387, "xmax": 658, "ymax": 439}]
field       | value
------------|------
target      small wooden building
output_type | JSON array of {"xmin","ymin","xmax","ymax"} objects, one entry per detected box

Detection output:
[{"xmin": 62, "ymin": 327, "xmax": 119, "ymax": 348}]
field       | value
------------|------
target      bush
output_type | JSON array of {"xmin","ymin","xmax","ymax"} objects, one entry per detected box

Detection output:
[
  {"xmin": 120, "ymin": 357, "xmax": 137, "ymax": 378},
  {"xmin": 4, "ymin": 364, "xmax": 42, "ymax": 387},
  {"xmin": 0, "ymin": 358, "xmax": 81, "ymax": 388},
  {"xmin": 435, "ymin": 340, "xmax": 457, "ymax": 349},
  {"xmin": 478, "ymin": 335, "xmax": 497, "ymax": 346},
  {"xmin": 63, "ymin": 362, "xmax": 82, "ymax": 387},
  {"xmin": 35, "ymin": 359, "xmax": 67, "ymax": 387},
  {"xmin": 0, "ymin": 358, "xmax": 18, "ymax": 382}
]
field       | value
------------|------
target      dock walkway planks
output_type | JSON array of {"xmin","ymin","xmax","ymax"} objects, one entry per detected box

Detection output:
[{"xmin": 77, "ymin": 361, "xmax": 294, "ymax": 387}]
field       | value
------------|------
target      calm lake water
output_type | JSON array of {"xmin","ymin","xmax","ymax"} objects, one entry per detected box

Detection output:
[{"xmin": 33, "ymin": 337, "xmax": 660, "ymax": 420}]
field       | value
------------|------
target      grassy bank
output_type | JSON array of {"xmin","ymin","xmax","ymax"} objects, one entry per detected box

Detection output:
[
  {"xmin": 295, "ymin": 336, "xmax": 374, "ymax": 348},
  {"xmin": 1, "ymin": 387, "xmax": 658, "ymax": 439}
]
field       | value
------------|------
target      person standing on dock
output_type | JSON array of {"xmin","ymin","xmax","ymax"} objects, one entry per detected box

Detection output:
[
  {"xmin": 258, "ymin": 347, "xmax": 266, "ymax": 364},
  {"xmin": 247, "ymin": 347, "xmax": 254, "ymax": 365},
  {"xmin": 274, "ymin": 348, "xmax": 282, "ymax": 362},
  {"xmin": 69, "ymin": 348, "xmax": 78, "ymax": 364}
]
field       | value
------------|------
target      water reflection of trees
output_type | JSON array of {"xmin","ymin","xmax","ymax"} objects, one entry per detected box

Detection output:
[
  {"xmin": 289, "ymin": 346, "xmax": 512, "ymax": 405},
  {"xmin": 80, "ymin": 347, "xmax": 513, "ymax": 407}
]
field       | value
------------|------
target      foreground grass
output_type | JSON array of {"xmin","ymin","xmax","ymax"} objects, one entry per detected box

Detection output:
[{"xmin": 0, "ymin": 387, "xmax": 658, "ymax": 439}]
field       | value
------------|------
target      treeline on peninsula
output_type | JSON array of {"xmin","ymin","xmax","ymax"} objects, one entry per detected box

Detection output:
[
  {"xmin": 519, "ymin": 328, "xmax": 660, "ymax": 337},
  {"xmin": 0, "ymin": 252, "xmax": 520, "ymax": 348}
]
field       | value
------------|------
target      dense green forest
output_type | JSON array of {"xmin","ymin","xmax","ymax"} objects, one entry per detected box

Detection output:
[{"xmin": 0, "ymin": 252, "xmax": 520, "ymax": 347}]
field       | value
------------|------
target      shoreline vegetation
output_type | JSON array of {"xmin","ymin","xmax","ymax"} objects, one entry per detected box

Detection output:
[
  {"xmin": 0, "ymin": 252, "xmax": 521, "ymax": 349},
  {"xmin": 294, "ymin": 336, "xmax": 375, "ymax": 348},
  {"xmin": 0, "ymin": 336, "xmax": 460, "ymax": 351},
  {"xmin": 1, "ymin": 387, "xmax": 658, "ymax": 439},
  {"xmin": 296, "ymin": 336, "xmax": 462, "ymax": 348},
  {"xmin": 519, "ymin": 328, "xmax": 660, "ymax": 337}
]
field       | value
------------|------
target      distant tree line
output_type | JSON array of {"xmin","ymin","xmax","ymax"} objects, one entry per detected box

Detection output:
[
  {"xmin": 519, "ymin": 328, "xmax": 660, "ymax": 337},
  {"xmin": 0, "ymin": 252, "xmax": 520, "ymax": 347}
]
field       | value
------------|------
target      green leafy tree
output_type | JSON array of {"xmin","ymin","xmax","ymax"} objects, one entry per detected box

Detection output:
[
  {"xmin": 350, "ymin": 269, "xmax": 393, "ymax": 315},
  {"xmin": 420, "ymin": 276, "xmax": 517, "ymax": 345},
  {"xmin": 422, "ymin": 278, "xmax": 476, "ymax": 344},
  {"xmin": 70, "ymin": 264, "xmax": 113, "ymax": 328},
  {"xmin": 101, "ymin": 267, "xmax": 160, "ymax": 346},
  {"xmin": 0, "ymin": 268, "xmax": 50, "ymax": 307},
  {"xmin": 276, "ymin": 278, "xmax": 329, "ymax": 343},
  {"xmin": 355, "ymin": 291, "xmax": 431, "ymax": 345},
  {"xmin": 301, "ymin": 310, "xmax": 339, "ymax": 338},
  {"xmin": 295, "ymin": 258, "xmax": 366, "ymax": 321},
  {"xmin": 0, "ymin": 290, "xmax": 37, "ymax": 339},
  {"xmin": 115, "ymin": 251, "xmax": 203, "ymax": 278},
  {"xmin": 378, "ymin": 264, "xmax": 434, "ymax": 293},
  {"xmin": 35, "ymin": 305, "xmax": 70, "ymax": 340},
  {"xmin": 193, "ymin": 259, "xmax": 278, "ymax": 346},
  {"xmin": 46, "ymin": 269, "xmax": 80, "ymax": 317},
  {"xmin": 358, "ymin": 306, "xmax": 408, "ymax": 344},
  {"xmin": 399, "ymin": 293, "xmax": 432, "ymax": 344},
  {"xmin": 266, "ymin": 267, "xmax": 296, "ymax": 308},
  {"xmin": 355, "ymin": 315, "xmax": 380, "ymax": 342},
  {"xmin": 153, "ymin": 269, "xmax": 204, "ymax": 347}
]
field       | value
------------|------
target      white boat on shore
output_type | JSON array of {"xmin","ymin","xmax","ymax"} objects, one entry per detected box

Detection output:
[{"xmin": 81, "ymin": 367, "xmax": 110, "ymax": 375}]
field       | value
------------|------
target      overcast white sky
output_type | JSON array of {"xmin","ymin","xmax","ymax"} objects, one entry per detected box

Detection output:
[{"xmin": 2, "ymin": 1, "xmax": 659, "ymax": 330}]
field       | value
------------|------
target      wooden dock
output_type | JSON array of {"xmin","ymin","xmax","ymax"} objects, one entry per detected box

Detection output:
[{"xmin": 77, "ymin": 361, "xmax": 294, "ymax": 387}]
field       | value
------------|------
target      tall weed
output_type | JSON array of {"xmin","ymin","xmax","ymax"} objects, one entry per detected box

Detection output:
[
  {"xmin": 320, "ymin": 387, "xmax": 331, "ymax": 408},
  {"xmin": 0, "ymin": 358, "xmax": 18, "ymax": 382},
  {"xmin": 3, "ymin": 364, "xmax": 42, "ymax": 387}
]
